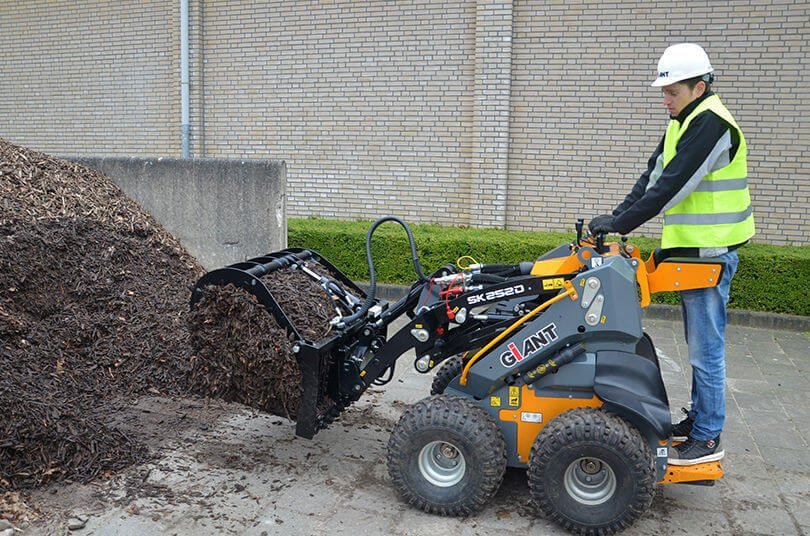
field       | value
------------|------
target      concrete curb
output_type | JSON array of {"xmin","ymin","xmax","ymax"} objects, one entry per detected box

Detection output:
[{"xmin": 359, "ymin": 283, "xmax": 810, "ymax": 333}]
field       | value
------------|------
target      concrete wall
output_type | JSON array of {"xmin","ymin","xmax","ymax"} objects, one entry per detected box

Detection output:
[
  {"xmin": 1, "ymin": 1, "xmax": 808, "ymax": 245},
  {"xmin": 76, "ymin": 158, "xmax": 287, "ymax": 270}
]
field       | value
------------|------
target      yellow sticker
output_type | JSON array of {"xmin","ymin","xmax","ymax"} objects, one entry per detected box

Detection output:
[
  {"xmin": 580, "ymin": 279, "xmax": 586, "ymax": 287},
  {"xmin": 601, "ymin": 315, "xmax": 607, "ymax": 324},
  {"xmin": 542, "ymin": 277, "xmax": 565, "ymax": 290},
  {"xmin": 490, "ymin": 396, "xmax": 501, "ymax": 407},
  {"xmin": 508, "ymin": 386, "xmax": 520, "ymax": 407}
]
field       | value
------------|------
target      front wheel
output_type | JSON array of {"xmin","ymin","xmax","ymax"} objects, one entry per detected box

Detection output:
[
  {"xmin": 430, "ymin": 356, "xmax": 463, "ymax": 395},
  {"xmin": 528, "ymin": 408, "xmax": 655, "ymax": 535},
  {"xmin": 387, "ymin": 395, "xmax": 506, "ymax": 516}
]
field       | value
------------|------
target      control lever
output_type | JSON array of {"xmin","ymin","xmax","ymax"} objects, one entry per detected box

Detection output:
[
  {"xmin": 596, "ymin": 233, "xmax": 606, "ymax": 254},
  {"xmin": 575, "ymin": 218, "xmax": 584, "ymax": 246}
]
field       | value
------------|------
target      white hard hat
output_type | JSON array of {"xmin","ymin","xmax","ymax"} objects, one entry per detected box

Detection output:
[{"xmin": 651, "ymin": 43, "xmax": 714, "ymax": 87}]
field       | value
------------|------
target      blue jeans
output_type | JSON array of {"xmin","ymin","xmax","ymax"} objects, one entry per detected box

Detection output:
[{"xmin": 679, "ymin": 250, "xmax": 739, "ymax": 441}]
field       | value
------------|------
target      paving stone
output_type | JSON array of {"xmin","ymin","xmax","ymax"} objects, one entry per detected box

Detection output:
[
  {"xmin": 726, "ymin": 344, "xmax": 756, "ymax": 363},
  {"xmin": 774, "ymin": 333, "xmax": 810, "ymax": 353},
  {"xmin": 780, "ymin": 404, "xmax": 810, "ymax": 443},
  {"xmin": 270, "ymin": 483, "xmax": 345, "ymax": 517},
  {"xmin": 83, "ymin": 515, "xmax": 166, "ymax": 536},
  {"xmin": 742, "ymin": 409, "xmax": 806, "ymax": 448},
  {"xmin": 780, "ymin": 493, "xmax": 810, "ymax": 527},
  {"xmin": 396, "ymin": 510, "xmax": 466, "ymax": 535},
  {"xmin": 752, "ymin": 355, "xmax": 800, "ymax": 376},
  {"xmin": 721, "ymin": 421, "xmax": 759, "ymax": 456},
  {"xmin": 657, "ymin": 482, "xmax": 725, "ymax": 512},
  {"xmin": 242, "ymin": 506, "xmax": 323, "ymax": 536},
  {"xmin": 726, "ymin": 363, "xmax": 767, "ymax": 381},
  {"xmin": 771, "ymin": 468, "xmax": 810, "ymax": 497},
  {"xmin": 318, "ymin": 500, "xmax": 402, "ymax": 535},
  {"xmin": 344, "ymin": 482, "xmax": 409, "ymax": 518},
  {"xmin": 760, "ymin": 446, "xmax": 810, "ymax": 474},
  {"xmin": 635, "ymin": 502, "xmax": 732, "ymax": 535},
  {"xmin": 727, "ymin": 503, "xmax": 800, "ymax": 536},
  {"xmin": 720, "ymin": 454, "xmax": 784, "ymax": 506},
  {"xmin": 467, "ymin": 505, "xmax": 534, "ymax": 534},
  {"xmin": 731, "ymin": 388, "xmax": 781, "ymax": 413},
  {"xmin": 764, "ymin": 369, "xmax": 810, "ymax": 394}
]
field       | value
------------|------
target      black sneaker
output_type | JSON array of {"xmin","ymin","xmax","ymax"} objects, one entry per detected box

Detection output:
[
  {"xmin": 668, "ymin": 436, "xmax": 724, "ymax": 466},
  {"xmin": 671, "ymin": 407, "xmax": 694, "ymax": 442}
]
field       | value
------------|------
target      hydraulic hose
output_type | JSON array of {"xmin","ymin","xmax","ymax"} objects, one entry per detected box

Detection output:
[
  {"xmin": 469, "ymin": 273, "xmax": 507, "ymax": 284},
  {"xmin": 338, "ymin": 216, "xmax": 426, "ymax": 327}
]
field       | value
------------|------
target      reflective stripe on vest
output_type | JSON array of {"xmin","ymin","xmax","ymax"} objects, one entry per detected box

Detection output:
[
  {"xmin": 664, "ymin": 205, "xmax": 753, "ymax": 225},
  {"xmin": 660, "ymin": 94, "xmax": 755, "ymax": 249},
  {"xmin": 693, "ymin": 177, "xmax": 748, "ymax": 192}
]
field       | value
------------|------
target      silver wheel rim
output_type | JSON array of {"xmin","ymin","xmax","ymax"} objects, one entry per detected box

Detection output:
[
  {"xmin": 563, "ymin": 457, "xmax": 617, "ymax": 506},
  {"xmin": 418, "ymin": 440, "xmax": 466, "ymax": 487}
]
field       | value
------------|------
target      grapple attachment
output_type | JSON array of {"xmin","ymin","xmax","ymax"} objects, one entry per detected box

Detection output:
[
  {"xmin": 191, "ymin": 248, "xmax": 365, "ymax": 339},
  {"xmin": 190, "ymin": 248, "xmax": 381, "ymax": 438}
]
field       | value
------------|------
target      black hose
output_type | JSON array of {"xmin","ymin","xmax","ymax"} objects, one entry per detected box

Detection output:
[
  {"xmin": 469, "ymin": 273, "xmax": 507, "ymax": 284},
  {"xmin": 339, "ymin": 216, "xmax": 426, "ymax": 326},
  {"xmin": 514, "ymin": 342, "xmax": 586, "ymax": 386}
]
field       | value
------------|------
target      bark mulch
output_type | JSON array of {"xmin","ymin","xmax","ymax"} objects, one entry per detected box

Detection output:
[
  {"xmin": 0, "ymin": 137, "xmax": 336, "ymax": 492},
  {"xmin": 187, "ymin": 269, "xmax": 338, "ymax": 419}
]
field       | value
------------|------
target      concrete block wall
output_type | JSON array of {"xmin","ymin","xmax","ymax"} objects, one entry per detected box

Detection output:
[
  {"xmin": 75, "ymin": 157, "xmax": 287, "ymax": 270},
  {"xmin": 1, "ymin": 1, "xmax": 807, "ymax": 245}
]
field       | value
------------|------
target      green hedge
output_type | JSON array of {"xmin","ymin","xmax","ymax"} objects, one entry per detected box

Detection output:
[{"xmin": 288, "ymin": 218, "xmax": 810, "ymax": 316}]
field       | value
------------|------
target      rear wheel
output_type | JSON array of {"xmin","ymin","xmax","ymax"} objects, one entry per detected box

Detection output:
[
  {"xmin": 387, "ymin": 395, "xmax": 506, "ymax": 516},
  {"xmin": 430, "ymin": 356, "xmax": 463, "ymax": 395},
  {"xmin": 528, "ymin": 408, "xmax": 654, "ymax": 535}
]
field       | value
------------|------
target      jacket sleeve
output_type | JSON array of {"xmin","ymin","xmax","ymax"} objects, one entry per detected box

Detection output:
[
  {"xmin": 612, "ymin": 111, "xmax": 731, "ymax": 235},
  {"xmin": 613, "ymin": 137, "xmax": 664, "ymax": 216}
]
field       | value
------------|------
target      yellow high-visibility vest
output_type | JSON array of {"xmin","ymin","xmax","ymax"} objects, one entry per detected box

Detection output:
[{"xmin": 660, "ymin": 95, "xmax": 755, "ymax": 248}]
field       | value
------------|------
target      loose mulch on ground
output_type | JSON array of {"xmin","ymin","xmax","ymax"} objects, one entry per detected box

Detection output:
[{"xmin": 0, "ymin": 137, "xmax": 337, "ymax": 493}]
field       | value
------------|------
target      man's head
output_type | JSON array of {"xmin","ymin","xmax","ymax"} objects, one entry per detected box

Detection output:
[{"xmin": 652, "ymin": 43, "xmax": 714, "ymax": 117}]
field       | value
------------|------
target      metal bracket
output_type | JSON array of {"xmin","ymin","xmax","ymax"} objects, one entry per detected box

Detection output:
[
  {"xmin": 585, "ymin": 294, "xmax": 604, "ymax": 326},
  {"xmin": 581, "ymin": 277, "xmax": 601, "ymax": 309}
]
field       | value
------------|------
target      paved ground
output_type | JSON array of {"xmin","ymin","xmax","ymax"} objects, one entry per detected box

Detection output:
[{"xmin": 21, "ymin": 318, "xmax": 810, "ymax": 536}]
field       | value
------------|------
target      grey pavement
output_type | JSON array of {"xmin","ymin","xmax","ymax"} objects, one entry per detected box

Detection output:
[{"xmin": 25, "ymin": 317, "xmax": 810, "ymax": 536}]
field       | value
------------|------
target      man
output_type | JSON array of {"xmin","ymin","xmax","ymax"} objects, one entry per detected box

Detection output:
[{"xmin": 589, "ymin": 43, "xmax": 755, "ymax": 465}]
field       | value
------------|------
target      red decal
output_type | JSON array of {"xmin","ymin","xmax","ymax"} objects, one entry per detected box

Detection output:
[{"xmin": 507, "ymin": 342, "xmax": 524, "ymax": 362}]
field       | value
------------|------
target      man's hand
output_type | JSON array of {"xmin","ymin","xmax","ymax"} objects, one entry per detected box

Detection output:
[{"xmin": 588, "ymin": 214, "xmax": 617, "ymax": 234}]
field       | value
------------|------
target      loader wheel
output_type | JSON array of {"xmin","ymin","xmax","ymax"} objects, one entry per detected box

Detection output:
[
  {"xmin": 387, "ymin": 395, "xmax": 506, "ymax": 516},
  {"xmin": 528, "ymin": 408, "xmax": 654, "ymax": 535},
  {"xmin": 430, "ymin": 356, "xmax": 463, "ymax": 395}
]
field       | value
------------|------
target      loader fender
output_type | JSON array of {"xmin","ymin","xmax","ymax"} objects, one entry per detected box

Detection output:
[{"xmin": 593, "ymin": 350, "xmax": 671, "ymax": 440}]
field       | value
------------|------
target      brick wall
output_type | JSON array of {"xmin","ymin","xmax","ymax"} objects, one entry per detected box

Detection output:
[
  {"xmin": 0, "ymin": 1, "xmax": 179, "ymax": 155},
  {"xmin": 508, "ymin": 0, "xmax": 810, "ymax": 243},
  {"xmin": 198, "ymin": 1, "xmax": 478, "ymax": 225},
  {"xmin": 1, "ymin": 1, "xmax": 807, "ymax": 244}
]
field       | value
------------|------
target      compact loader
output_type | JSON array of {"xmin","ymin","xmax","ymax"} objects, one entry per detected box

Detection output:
[{"xmin": 191, "ymin": 217, "xmax": 726, "ymax": 535}]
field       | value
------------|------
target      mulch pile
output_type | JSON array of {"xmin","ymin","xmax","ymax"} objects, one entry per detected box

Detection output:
[{"xmin": 0, "ymin": 137, "xmax": 335, "ymax": 492}]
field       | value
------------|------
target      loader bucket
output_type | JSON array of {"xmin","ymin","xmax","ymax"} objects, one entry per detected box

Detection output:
[{"xmin": 190, "ymin": 248, "xmax": 374, "ymax": 438}]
